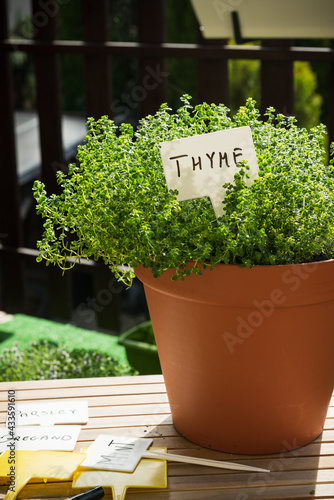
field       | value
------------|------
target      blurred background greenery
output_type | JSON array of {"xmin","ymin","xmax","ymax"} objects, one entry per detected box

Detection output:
[{"xmin": 10, "ymin": 0, "xmax": 329, "ymax": 131}]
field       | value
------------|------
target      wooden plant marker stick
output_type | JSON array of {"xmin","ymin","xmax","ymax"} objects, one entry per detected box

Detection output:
[
  {"xmin": 143, "ymin": 451, "xmax": 270, "ymax": 473},
  {"xmin": 81, "ymin": 434, "xmax": 270, "ymax": 474}
]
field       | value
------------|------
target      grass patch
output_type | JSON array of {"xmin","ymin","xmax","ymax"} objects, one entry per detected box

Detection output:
[{"xmin": 0, "ymin": 314, "xmax": 127, "ymax": 364}]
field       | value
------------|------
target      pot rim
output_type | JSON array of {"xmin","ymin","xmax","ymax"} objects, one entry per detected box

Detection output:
[{"xmin": 135, "ymin": 259, "xmax": 334, "ymax": 307}]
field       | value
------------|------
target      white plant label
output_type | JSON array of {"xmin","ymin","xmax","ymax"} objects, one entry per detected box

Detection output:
[
  {"xmin": 160, "ymin": 126, "xmax": 259, "ymax": 218},
  {"xmin": 0, "ymin": 425, "xmax": 81, "ymax": 451},
  {"xmin": 80, "ymin": 435, "xmax": 153, "ymax": 473},
  {"xmin": 8, "ymin": 400, "xmax": 88, "ymax": 426}
]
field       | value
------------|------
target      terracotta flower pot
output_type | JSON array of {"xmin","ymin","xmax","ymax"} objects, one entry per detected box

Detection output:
[{"xmin": 135, "ymin": 260, "xmax": 334, "ymax": 454}]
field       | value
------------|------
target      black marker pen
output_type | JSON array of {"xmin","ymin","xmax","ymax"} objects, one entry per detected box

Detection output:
[{"xmin": 69, "ymin": 486, "xmax": 105, "ymax": 500}]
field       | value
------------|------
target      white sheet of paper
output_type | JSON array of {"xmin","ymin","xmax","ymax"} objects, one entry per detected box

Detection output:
[
  {"xmin": 0, "ymin": 425, "xmax": 81, "ymax": 451},
  {"xmin": 9, "ymin": 400, "xmax": 88, "ymax": 426},
  {"xmin": 160, "ymin": 126, "xmax": 258, "ymax": 218},
  {"xmin": 80, "ymin": 435, "xmax": 153, "ymax": 473}
]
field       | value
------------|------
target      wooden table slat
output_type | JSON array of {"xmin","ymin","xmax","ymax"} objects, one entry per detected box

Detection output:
[
  {"xmin": 0, "ymin": 375, "xmax": 164, "ymax": 391},
  {"xmin": 0, "ymin": 393, "xmax": 170, "ymax": 413},
  {"xmin": 0, "ymin": 383, "xmax": 167, "ymax": 401}
]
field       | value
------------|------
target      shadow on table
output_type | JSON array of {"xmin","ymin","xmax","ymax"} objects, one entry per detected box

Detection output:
[{"xmin": 143, "ymin": 417, "xmax": 323, "ymax": 496}]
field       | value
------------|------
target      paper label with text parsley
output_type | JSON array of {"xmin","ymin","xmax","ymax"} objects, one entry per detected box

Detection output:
[
  {"xmin": 10, "ymin": 400, "xmax": 88, "ymax": 426},
  {"xmin": 160, "ymin": 126, "xmax": 259, "ymax": 218}
]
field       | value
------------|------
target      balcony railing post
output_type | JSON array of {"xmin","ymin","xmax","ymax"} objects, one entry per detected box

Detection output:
[
  {"xmin": 0, "ymin": 1, "xmax": 25, "ymax": 313},
  {"xmin": 329, "ymin": 40, "xmax": 334, "ymax": 147},
  {"xmin": 0, "ymin": 2, "xmax": 22, "ymax": 248},
  {"xmin": 32, "ymin": 0, "xmax": 72, "ymax": 321},
  {"xmin": 32, "ymin": 0, "xmax": 64, "ymax": 196},
  {"xmin": 137, "ymin": 0, "xmax": 168, "ymax": 117},
  {"xmin": 82, "ymin": 0, "xmax": 113, "ymax": 119},
  {"xmin": 261, "ymin": 39, "xmax": 294, "ymax": 116},
  {"xmin": 198, "ymin": 32, "xmax": 229, "ymax": 106}
]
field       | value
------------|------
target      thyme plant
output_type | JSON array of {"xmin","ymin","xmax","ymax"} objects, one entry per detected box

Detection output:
[{"xmin": 33, "ymin": 97, "xmax": 334, "ymax": 286}]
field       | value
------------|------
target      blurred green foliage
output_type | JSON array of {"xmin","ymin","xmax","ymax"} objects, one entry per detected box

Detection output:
[
  {"xmin": 0, "ymin": 340, "xmax": 137, "ymax": 381},
  {"xmin": 10, "ymin": 1, "xmax": 328, "ymax": 131},
  {"xmin": 228, "ymin": 58, "xmax": 323, "ymax": 130},
  {"xmin": 228, "ymin": 58, "xmax": 261, "ymax": 116},
  {"xmin": 294, "ymin": 61, "xmax": 323, "ymax": 129}
]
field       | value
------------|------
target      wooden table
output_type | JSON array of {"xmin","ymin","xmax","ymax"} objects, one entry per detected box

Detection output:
[{"xmin": 0, "ymin": 375, "xmax": 334, "ymax": 499}]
